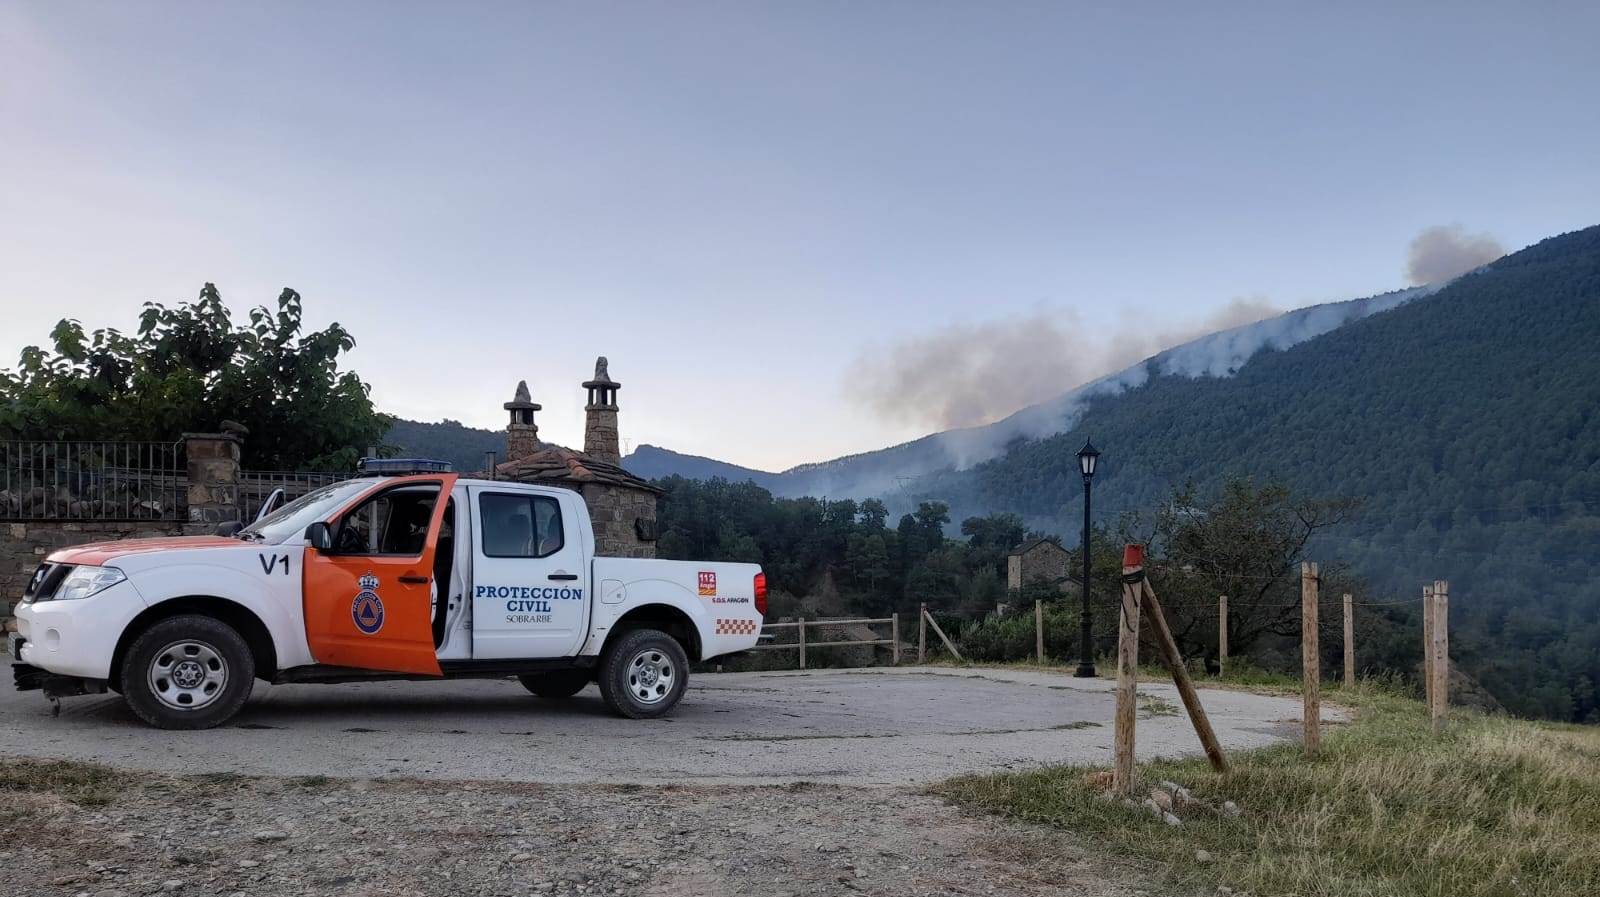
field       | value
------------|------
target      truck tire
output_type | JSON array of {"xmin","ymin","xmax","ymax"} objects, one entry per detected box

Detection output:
[
  {"xmin": 598, "ymin": 628, "xmax": 689, "ymax": 719},
  {"xmin": 120, "ymin": 614, "xmax": 255, "ymax": 730},
  {"xmin": 518, "ymin": 670, "xmax": 591, "ymax": 699}
]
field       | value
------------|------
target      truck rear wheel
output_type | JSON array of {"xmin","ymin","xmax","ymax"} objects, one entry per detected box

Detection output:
[
  {"xmin": 120, "ymin": 614, "xmax": 255, "ymax": 730},
  {"xmin": 598, "ymin": 628, "xmax": 689, "ymax": 719},
  {"xmin": 518, "ymin": 670, "xmax": 591, "ymax": 699}
]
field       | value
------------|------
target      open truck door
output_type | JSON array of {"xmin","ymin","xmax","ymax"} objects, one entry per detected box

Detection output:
[{"xmin": 301, "ymin": 473, "xmax": 458, "ymax": 675}]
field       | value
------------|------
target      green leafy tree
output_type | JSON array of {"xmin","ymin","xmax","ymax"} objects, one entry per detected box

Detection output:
[
  {"xmin": 0, "ymin": 284, "xmax": 390, "ymax": 470},
  {"xmin": 859, "ymin": 498, "xmax": 889, "ymax": 530},
  {"xmin": 960, "ymin": 512, "xmax": 1027, "ymax": 572}
]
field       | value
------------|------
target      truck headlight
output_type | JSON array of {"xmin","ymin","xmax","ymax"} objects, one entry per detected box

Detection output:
[{"xmin": 53, "ymin": 565, "xmax": 126, "ymax": 601}]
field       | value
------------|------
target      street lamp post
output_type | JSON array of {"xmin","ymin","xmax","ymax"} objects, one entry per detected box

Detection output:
[{"xmin": 1075, "ymin": 439, "xmax": 1101, "ymax": 678}]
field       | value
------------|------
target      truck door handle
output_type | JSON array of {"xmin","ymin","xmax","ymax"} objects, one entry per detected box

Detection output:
[
  {"xmin": 548, "ymin": 573, "xmax": 579, "ymax": 581},
  {"xmin": 398, "ymin": 574, "xmax": 429, "ymax": 584}
]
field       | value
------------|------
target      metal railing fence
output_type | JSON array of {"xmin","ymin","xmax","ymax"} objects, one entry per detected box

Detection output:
[
  {"xmin": 0, "ymin": 440, "xmax": 185, "ymax": 521},
  {"xmin": 238, "ymin": 469, "xmax": 356, "ymax": 521}
]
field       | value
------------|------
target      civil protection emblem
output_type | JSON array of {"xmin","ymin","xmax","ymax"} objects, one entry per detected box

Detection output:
[{"xmin": 352, "ymin": 572, "xmax": 385, "ymax": 635}]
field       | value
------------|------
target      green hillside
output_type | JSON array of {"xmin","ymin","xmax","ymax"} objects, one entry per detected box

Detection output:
[
  {"xmin": 906, "ymin": 224, "xmax": 1600, "ymax": 720},
  {"xmin": 624, "ymin": 444, "xmax": 781, "ymax": 488},
  {"xmin": 385, "ymin": 418, "xmax": 503, "ymax": 473}
]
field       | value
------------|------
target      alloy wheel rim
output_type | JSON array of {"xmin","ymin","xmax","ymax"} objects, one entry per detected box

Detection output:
[
  {"xmin": 627, "ymin": 649, "xmax": 675, "ymax": 705},
  {"xmin": 148, "ymin": 639, "xmax": 228, "ymax": 711}
]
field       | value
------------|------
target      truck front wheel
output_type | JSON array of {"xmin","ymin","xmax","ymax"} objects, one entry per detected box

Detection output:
[
  {"xmin": 120, "ymin": 614, "xmax": 255, "ymax": 730},
  {"xmin": 598, "ymin": 628, "xmax": 689, "ymax": 719}
]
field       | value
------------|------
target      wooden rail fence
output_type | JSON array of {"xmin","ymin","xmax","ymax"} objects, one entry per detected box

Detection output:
[{"xmin": 750, "ymin": 615, "xmax": 900, "ymax": 669}]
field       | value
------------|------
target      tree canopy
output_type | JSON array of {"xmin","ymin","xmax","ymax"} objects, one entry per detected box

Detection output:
[
  {"xmin": 652, "ymin": 473, "xmax": 1375, "ymax": 680},
  {"xmin": 0, "ymin": 284, "xmax": 389, "ymax": 470}
]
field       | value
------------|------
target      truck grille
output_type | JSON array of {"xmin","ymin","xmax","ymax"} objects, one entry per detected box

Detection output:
[{"xmin": 21, "ymin": 562, "xmax": 71, "ymax": 602}]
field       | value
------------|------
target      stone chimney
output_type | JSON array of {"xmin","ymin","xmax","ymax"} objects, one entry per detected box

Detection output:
[
  {"xmin": 582, "ymin": 357, "xmax": 621, "ymax": 465},
  {"xmin": 503, "ymin": 379, "xmax": 542, "ymax": 462}
]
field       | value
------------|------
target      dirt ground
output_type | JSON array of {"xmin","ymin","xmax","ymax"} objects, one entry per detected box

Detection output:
[
  {"xmin": 0, "ymin": 763, "xmax": 1155, "ymax": 897},
  {"xmin": 0, "ymin": 666, "xmax": 1325, "ymax": 894}
]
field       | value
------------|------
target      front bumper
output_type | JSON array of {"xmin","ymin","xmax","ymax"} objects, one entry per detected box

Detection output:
[
  {"xmin": 14, "ymin": 579, "xmax": 146, "ymax": 680},
  {"xmin": 11, "ymin": 648, "xmax": 107, "ymax": 698}
]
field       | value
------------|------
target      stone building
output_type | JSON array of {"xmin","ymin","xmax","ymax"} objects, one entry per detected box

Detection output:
[
  {"xmin": 490, "ymin": 357, "xmax": 660, "ymax": 558},
  {"xmin": 1006, "ymin": 537, "xmax": 1071, "ymax": 592}
]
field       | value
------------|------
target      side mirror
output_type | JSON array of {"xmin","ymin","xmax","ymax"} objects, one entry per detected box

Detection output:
[
  {"xmin": 215, "ymin": 521, "xmax": 244, "ymax": 537},
  {"xmin": 305, "ymin": 522, "xmax": 334, "ymax": 551}
]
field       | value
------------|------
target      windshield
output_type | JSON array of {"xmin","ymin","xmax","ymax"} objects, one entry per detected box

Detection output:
[{"xmin": 240, "ymin": 480, "xmax": 374, "ymax": 544}]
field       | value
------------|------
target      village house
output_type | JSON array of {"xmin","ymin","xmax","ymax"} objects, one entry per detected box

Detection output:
[
  {"xmin": 488, "ymin": 357, "xmax": 660, "ymax": 558},
  {"xmin": 1006, "ymin": 537, "xmax": 1071, "ymax": 593}
]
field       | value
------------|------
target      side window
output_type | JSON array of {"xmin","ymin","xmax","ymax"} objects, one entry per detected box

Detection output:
[
  {"xmin": 480, "ymin": 493, "xmax": 565, "ymax": 559},
  {"xmin": 334, "ymin": 485, "xmax": 441, "ymax": 556}
]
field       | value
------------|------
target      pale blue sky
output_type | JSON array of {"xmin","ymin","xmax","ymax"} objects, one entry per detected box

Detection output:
[{"xmin": 2, "ymin": 2, "xmax": 1596, "ymax": 469}]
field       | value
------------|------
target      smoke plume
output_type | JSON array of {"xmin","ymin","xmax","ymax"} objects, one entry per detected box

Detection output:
[
  {"xmin": 848, "ymin": 297, "xmax": 1280, "ymax": 431},
  {"xmin": 1406, "ymin": 225, "xmax": 1504, "ymax": 285}
]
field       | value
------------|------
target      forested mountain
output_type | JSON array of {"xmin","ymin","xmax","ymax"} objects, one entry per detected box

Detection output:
[
  {"xmin": 385, "ymin": 418, "xmax": 503, "ymax": 472},
  {"xmin": 641, "ymin": 224, "xmax": 1600, "ymax": 721},
  {"xmin": 624, "ymin": 444, "xmax": 782, "ymax": 487},
  {"xmin": 383, "ymin": 426, "xmax": 787, "ymax": 487},
  {"xmin": 622, "ymin": 280, "xmax": 1445, "ymax": 499},
  {"xmin": 908, "ymin": 224, "xmax": 1600, "ymax": 721}
]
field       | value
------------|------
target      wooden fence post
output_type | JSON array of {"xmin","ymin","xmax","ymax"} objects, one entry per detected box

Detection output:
[
  {"xmin": 1431, "ymin": 581, "xmax": 1449, "ymax": 733},
  {"xmin": 891, "ymin": 613, "xmax": 900, "ymax": 665},
  {"xmin": 1140, "ymin": 576, "xmax": 1229, "ymax": 773},
  {"xmin": 1217, "ymin": 595, "xmax": 1228, "ymax": 677},
  {"xmin": 1422, "ymin": 583, "xmax": 1435, "ymax": 706},
  {"xmin": 798, "ymin": 617, "xmax": 806, "ymax": 670},
  {"xmin": 1343, "ymin": 592, "xmax": 1355, "ymax": 688},
  {"xmin": 923, "ymin": 608, "xmax": 963, "ymax": 660},
  {"xmin": 1113, "ymin": 547, "xmax": 1144, "ymax": 795},
  {"xmin": 1035, "ymin": 600, "xmax": 1045, "ymax": 663},
  {"xmin": 1301, "ymin": 561, "xmax": 1321, "ymax": 757},
  {"xmin": 918, "ymin": 603, "xmax": 927, "ymax": 664}
]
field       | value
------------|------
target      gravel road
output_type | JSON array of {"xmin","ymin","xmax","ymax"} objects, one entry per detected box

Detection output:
[
  {"xmin": 0, "ymin": 666, "xmax": 1337, "ymax": 785},
  {"xmin": 1, "ymin": 666, "xmax": 1338, "ymax": 895},
  {"xmin": 1, "ymin": 763, "xmax": 1153, "ymax": 897}
]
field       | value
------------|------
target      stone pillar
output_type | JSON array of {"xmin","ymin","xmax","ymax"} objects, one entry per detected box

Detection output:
[
  {"xmin": 503, "ymin": 380, "xmax": 542, "ymax": 463},
  {"xmin": 584, "ymin": 408, "xmax": 619, "ymax": 466},
  {"xmin": 506, "ymin": 421, "xmax": 539, "ymax": 462},
  {"xmin": 582, "ymin": 356, "xmax": 622, "ymax": 466},
  {"xmin": 183, "ymin": 432, "xmax": 242, "ymax": 533}
]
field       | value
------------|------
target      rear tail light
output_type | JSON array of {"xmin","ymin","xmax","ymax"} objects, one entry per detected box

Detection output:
[{"xmin": 753, "ymin": 572, "xmax": 767, "ymax": 616}]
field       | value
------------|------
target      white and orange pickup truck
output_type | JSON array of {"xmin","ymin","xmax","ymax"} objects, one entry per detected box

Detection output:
[{"xmin": 10, "ymin": 459, "xmax": 765, "ymax": 729}]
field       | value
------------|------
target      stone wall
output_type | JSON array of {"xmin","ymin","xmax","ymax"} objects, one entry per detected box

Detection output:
[
  {"xmin": 579, "ymin": 482, "xmax": 658, "ymax": 559},
  {"xmin": 2, "ymin": 520, "xmax": 185, "ymax": 615}
]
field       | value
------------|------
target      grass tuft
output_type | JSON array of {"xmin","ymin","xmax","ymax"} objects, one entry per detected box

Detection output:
[
  {"xmin": 935, "ymin": 688, "xmax": 1600, "ymax": 897},
  {"xmin": 0, "ymin": 758, "xmax": 131, "ymax": 808}
]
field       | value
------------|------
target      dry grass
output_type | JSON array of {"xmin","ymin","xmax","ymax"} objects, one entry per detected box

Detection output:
[
  {"xmin": 0, "ymin": 757, "xmax": 131, "ymax": 809},
  {"xmin": 935, "ymin": 685, "xmax": 1600, "ymax": 897}
]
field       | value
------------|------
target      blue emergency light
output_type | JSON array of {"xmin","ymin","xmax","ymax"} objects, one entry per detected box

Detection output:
[{"xmin": 356, "ymin": 457, "xmax": 454, "ymax": 476}]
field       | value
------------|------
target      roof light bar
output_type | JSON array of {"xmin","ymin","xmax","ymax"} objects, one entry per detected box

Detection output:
[{"xmin": 356, "ymin": 457, "xmax": 454, "ymax": 476}]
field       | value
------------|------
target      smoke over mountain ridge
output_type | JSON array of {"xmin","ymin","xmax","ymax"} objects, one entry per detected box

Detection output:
[{"xmin": 780, "ymin": 279, "xmax": 1451, "ymax": 498}]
